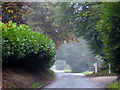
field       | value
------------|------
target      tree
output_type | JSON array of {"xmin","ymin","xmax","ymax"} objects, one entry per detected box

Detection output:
[
  {"xmin": 56, "ymin": 39, "xmax": 97, "ymax": 72},
  {"xmin": 0, "ymin": 2, "xmax": 2, "ymax": 62},
  {"xmin": 2, "ymin": 2, "xmax": 30, "ymax": 25},
  {"xmin": 97, "ymin": 2, "xmax": 120, "ymax": 75},
  {"xmin": 24, "ymin": 2, "xmax": 78, "ymax": 49},
  {"xmin": 0, "ymin": 2, "xmax": 2, "ymax": 21},
  {"xmin": 53, "ymin": 2, "xmax": 104, "ymax": 57}
]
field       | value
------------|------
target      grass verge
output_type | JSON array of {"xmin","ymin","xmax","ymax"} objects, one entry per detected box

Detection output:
[
  {"xmin": 64, "ymin": 70, "xmax": 93, "ymax": 74},
  {"xmin": 86, "ymin": 68, "xmax": 117, "ymax": 77},
  {"xmin": 107, "ymin": 81, "xmax": 120, "ymax": 89},
  {"xmin": 30, "ymin": 81, "xmax": 44, "ymax": 88},
  {"xmin": 82, "ymin": 70, "xmax": 94, "ymax": 75},
  {"xmin": 64, "ymin": 69, "xmax": 71, "ymax": 73}
]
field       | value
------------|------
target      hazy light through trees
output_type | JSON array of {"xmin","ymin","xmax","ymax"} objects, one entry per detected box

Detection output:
[{"xmin": 55, "ymin": 38, "xmax": 104, "ymax": 73}]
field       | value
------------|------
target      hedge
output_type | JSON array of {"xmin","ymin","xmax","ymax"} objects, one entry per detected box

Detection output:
[{"xmin": 1, "ymin": 21, "xmax": 56, "ymax": 68}]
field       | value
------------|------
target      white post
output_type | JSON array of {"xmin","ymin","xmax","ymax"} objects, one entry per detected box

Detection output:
[
  {"xmin": 109, "ymin": 63, "xmax": 111, "ymax": 74},
  {"xmin": 95, "ymin": 62, "xmax": 97, "ymax": 73}
]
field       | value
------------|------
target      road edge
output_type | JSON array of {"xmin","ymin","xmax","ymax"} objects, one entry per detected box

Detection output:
[{"xmin": 35, "ymin": 73, "xmax": 56, "ymax": 89}]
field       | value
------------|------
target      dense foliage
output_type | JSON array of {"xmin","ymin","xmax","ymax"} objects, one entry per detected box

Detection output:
[
  {"xmin": 24, "ymin": 2, "xmax": 79, "ymax": 49},
  {"xmin": 2, "ymin": 2, "xmax": 30, "ymax": 25},
  {"xmin": 54, "ymin": 2, "xmax": 120, "ymax": 75},
  {"xmin": 2, "ymin": 2, "xmax": 120, "ymax": 76},
  {"xmin": 97, "ymin": 2, "xmax": 120, "ymax": 74},
  {"xmin": 2, "ymin": 21, "xmax": 56, "ymax": 68},
  {"xmin": 53, "ymin": 2, "xmax": 103, "ymax": 56}
]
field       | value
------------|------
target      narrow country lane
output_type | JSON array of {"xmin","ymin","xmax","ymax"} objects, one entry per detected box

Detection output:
[{"xmin": 44, "ymin": 70, "xmax": 102, "ymax": 88}]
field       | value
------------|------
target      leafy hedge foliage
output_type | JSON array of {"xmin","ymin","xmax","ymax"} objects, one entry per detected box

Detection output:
[
  {"xmin": 2, "ymin": 21, "xmax": 56, "ymax": 68},
  {"xmin": 97, "ymin": 3, "xmax": 120, "ymax": 73}
]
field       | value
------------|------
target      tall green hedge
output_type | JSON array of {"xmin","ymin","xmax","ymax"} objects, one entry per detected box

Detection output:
[
  {"xmin": 1, "ymin": 21, "xmax": 56, "ymax": 68},
  {"xmin": 97, "ymin": 2, "xmax": 120, "ymax": 74}
]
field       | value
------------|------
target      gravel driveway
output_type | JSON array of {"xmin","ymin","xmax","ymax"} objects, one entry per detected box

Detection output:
[{"xmin": 88, "ymin": 76, "xmax": 117, "ymax": 88}]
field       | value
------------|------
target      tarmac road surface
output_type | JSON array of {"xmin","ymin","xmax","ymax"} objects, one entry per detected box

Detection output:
[{"xmin": 44, "ymin": 70, "xmax": 103, "ymax": 88}]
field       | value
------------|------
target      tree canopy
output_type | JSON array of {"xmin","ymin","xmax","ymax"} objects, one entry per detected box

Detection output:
[
  {"xmin": 54, "ymin": 2, "xmax": 120, "ymax": 74},
  {"xmin": 24, "ymin": 2, "xmax": 79, "ymax": 49},
  {"xmin": 1, "ymin": 2, "xmax": 120, "ymax": 75},
  {"xmin": 2, "ymin": 2, "xmax": 30, "ymax": 25},
  {"xmin": 52, "ymin": 2, "xmax": 103, "ymax": 56}
]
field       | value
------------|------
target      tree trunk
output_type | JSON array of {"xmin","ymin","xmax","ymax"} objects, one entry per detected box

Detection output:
[{"xmin": 94, "ymin": 34, "xmax": 102, "ymax": 51}]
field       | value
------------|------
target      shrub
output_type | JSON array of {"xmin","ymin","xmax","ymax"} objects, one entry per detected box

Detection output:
[{"xmin": 2, "ymin": 21, "xmax": 56, "ymax": 68}]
